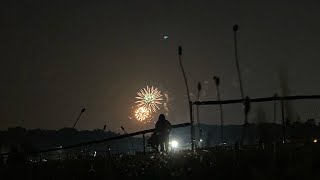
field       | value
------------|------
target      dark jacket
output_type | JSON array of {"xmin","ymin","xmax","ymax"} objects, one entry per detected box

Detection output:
[{"xmin": 155, "ymin": 119, "xmax": 172, "ymax": 136}]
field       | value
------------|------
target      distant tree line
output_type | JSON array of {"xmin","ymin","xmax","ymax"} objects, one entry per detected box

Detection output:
[
  {"xmin": 1, "ymin": 119, "xmax": 319, "ymax": 155},
  {"xmin": 194, "ymin": 119, "xmax": 320, "ymax": 146},
  {"xmin": 0, "ymin": 127, "xmax": 136, "ymax": 155}
]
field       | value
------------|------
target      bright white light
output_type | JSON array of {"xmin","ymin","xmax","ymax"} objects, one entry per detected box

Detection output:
[
  {"xmin": 170, "ymin": 140, "xmax": 179, "ymax": 148},
  {"xmin": 164, "ymin": 35, "xmax": 168, "ymax": 39},
  {"xmin": 200, "ymin": 139, "xmax": 203, "ymax": 142},
  {"xmin": 314, "ymin": 139, "xmax": 318, "ymax": 143}
]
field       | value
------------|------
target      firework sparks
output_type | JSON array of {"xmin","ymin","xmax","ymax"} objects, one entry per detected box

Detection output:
[
  {"xmin": 135, "ymin": 107, "xmax": 150, "ymax": 122},
  {"xmin": 135, "ymin": 86, "xmax": 163, "ymax": 112}
]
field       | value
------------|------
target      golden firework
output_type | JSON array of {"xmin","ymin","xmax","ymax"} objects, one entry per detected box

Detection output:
[{"xmin": 135, "ymin": 107, "xmax": 150, "ymax": 122}]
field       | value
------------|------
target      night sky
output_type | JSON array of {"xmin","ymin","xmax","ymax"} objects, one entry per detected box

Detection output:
[{"xmin": 2, "ymin": 0, "xmax": 320, "ymax": 132}]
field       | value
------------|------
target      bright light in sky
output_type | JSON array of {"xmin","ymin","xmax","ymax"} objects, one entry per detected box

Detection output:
[
  {"xmin": 163, "ymin": 35, "xmax": 168, "ymax": 39},
  {"xmin": 135, "ymin": 86, "xmax": 163, "ymax": 113}
]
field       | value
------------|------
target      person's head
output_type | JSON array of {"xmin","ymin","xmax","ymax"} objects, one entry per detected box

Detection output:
[{"xmin": 158, "ymin": 114, "xmax": 165, "ymax": 121}]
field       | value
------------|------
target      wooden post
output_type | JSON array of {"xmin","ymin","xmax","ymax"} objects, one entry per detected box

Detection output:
[
  {"xmin": 281, "ymin": 99, "xmax": 286, "ymax": 143},
  {"xmin": 143, "ymin": 133, "xmax": 146, "ymax": 154}
]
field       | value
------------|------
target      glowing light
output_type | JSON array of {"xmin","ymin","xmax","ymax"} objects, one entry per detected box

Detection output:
[
  {"xmin": 135, "ymin": 107, "xmax": 150, "ymax": 122},
  {"xmin": 314, "ymin": 139, "xmax": 318, "ymax": 143},
  {"xmin": 135, "ymin": 86, "xmax": 163, "ymax": 113},
  {"xmin": 170, "ymin": 140, "xmax": 179, "ymax": 148}
]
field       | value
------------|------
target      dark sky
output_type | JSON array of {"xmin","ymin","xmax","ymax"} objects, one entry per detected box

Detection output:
[{"xmin": 2, "ymin": 0, "xmax": 320, "ymax": 132}]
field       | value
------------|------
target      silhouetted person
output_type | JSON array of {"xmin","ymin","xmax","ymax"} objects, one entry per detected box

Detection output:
[
  {"xmin": 155, "ymin": 114, "xmax": 172, "ymax": 153},
  {"xmin": 147, "ymin": 133, "xmax": 159, "ymax": 152}
]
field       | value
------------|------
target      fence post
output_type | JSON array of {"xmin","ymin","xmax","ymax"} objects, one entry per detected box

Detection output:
[
  {"xmin": 143, "ymin": 133, "xmax": 146, "ymax": 154},
  {"xmin": 281, "ymin": 99, "xmax": 286, "ymax": 143},
  {"xmin": 190, "ymin": 101, "xmax": 195, "ymax": 151},
  {"xmin": 274, "ymin": 93, "xmax": 277, "ymax": 123}
]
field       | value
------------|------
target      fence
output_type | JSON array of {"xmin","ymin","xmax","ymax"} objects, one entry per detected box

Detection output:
[
  {"xmin": 0, "ymin": 123, "xmax": 190, "ymax": 162},
  {"xmin": 192, "ymin": 95, "xmax": 320, "ymax": 147}
]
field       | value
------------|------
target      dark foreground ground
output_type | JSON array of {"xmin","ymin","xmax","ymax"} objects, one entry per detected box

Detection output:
[{"xmin": 1, "ymin": 144, "xmax": 320, "ymax": 179}]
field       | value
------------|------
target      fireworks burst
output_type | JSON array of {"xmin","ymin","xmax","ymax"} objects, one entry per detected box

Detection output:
[
  {"xmin": 135, "ymin": 86, "xmax": 163, "ymax": 113},
  {"xmin": 135, "ymin": 107, "xmax": 150, "ymax": 122}
]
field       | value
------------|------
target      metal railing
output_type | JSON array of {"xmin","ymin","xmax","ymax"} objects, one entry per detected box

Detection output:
[
  {"xmin": 191, "ymin": 95, "xmax": 320, "ymax": 147},
  {"xmin": 0, "ymin": 123, "xmax": 191, "ymax": 159}
]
